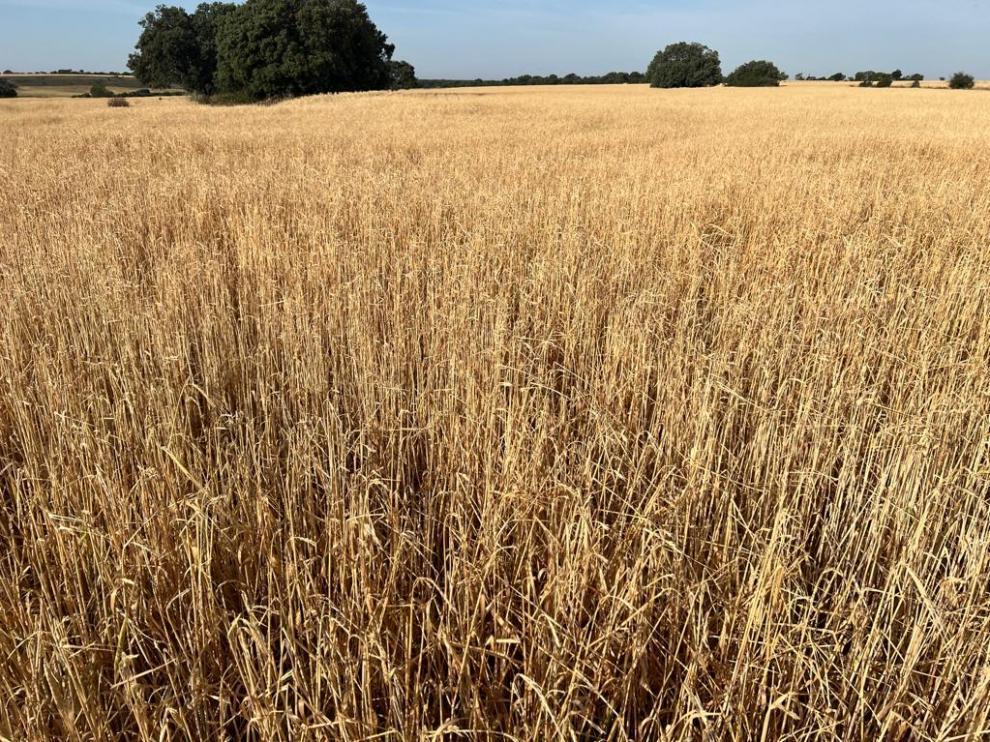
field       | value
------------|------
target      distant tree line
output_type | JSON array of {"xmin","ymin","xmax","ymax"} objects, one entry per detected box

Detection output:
[
  {"xmin": 53, "ymin": 69, "xmax": 129, "ymax": 76},
  {"xmin": 418, "ymin": 71, "xmax": 646, "ymax": 89},
  {"xmin": 846, "ymin": 70, "xmax": 923, "ymax": 87},
  {"xmin": 128, "ymin": 0, "xmax": 415, "ymax": 102},
  {"xmin": 789, "ymin": 70, "xmax": 925, "ymax": 82},
  {"xmin": 642, "ymin": 44, "xmax": 978, "ymax": 92}
]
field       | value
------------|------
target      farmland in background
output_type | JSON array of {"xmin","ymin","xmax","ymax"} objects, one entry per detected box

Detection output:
[{"xmin": 0, "ymin": 73, "xmax": 182, "ymax": 97}]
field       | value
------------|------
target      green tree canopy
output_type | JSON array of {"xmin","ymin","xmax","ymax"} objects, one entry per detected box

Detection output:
[
  {"xmin": 725, "ymin": 60, "xmax": 786, "ymax": 87},
  {"xmin": 128, "ymin": 5, "xmax": 196, "ymax": 89},
  {"xmin": 0, "ymin": 79, "xmax": 17, "ymax": 98},
  {"xmin": 646, "ymin": 42, "xmax": 722, "ymax": 88},
  {"xmin": 128, "ymin": 3, "xmax": 236, "ymax": 94},
  {"xmin": 389, "ymin": 60, "xmax": 417, "ymax": 90},
  {"xmin": 216, "ymin": 0, "xmax": 394, "ymax": 101},
  {"xmin": 186, "ymin": 3, "xmax": 238, "ymax": 94},
  {"xmin": 129, "ymin": 0, "xmax": 397, "ymax": 100}
]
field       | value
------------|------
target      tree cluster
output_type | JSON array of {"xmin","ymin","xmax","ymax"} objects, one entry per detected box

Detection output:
[
  {"xmin": 853, "ymin": 70, "xmax": 925, "ymax": 86},
  {"xmin": 796, "ymin": 73, "xmax": 839, "ymax": 81},
  {"xmin": 778, "ymin": 70, "xmax": 930, "ymax": 84},
  {"xmin": 128, "ymin": 0, "xmax": 414, "ymax": 101},
  {"xmin": 645, "ymin": 43, "xmax": 793, "ymax": 90}
]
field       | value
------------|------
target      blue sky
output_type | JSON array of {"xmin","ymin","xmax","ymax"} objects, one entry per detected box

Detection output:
[{"xmin": 1, "ymin": 0, "xmax": 988, "ymax": 79}]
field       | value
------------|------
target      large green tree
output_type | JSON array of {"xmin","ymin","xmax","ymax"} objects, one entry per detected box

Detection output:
[
  {"xmin": 128, "ymin": 5, "xmax": 196, "ymax": 89},
  {"xmin": 128, "ymin": 3, "xmax": 236, "ymax": 94},
  {"xmin": 647, "ymin": 42, "xmax": 722, "ymax": 88},
  {"xmin": 216, "ymin": 0, "xmax": 395, "ymax": 100}
]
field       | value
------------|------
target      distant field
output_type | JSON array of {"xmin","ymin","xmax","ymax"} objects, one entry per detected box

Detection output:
[
  {"xmin": 1, "ymin": 85, "xmax": 990, "ymax": 740},
  {"xmin": 0, "ymin": 73, "xmax": 182, "ymax": 97}
]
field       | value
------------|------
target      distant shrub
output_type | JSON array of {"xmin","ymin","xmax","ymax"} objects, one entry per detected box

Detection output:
[
  {"xmin": 949, "ymin": 72, "xmax": 975, "ymax": 89},
  {"xmin": 0, "ymin": 79, "xmax": 17, "ymax": 98},
  {"xmin": 107, "ymin": 97, "xmax": 130, "ymax": 107},
  {"xmin": 875, "ymin": 76, "xmax": 893, "ymax": 88},
  {"xmin": 829, "ymin": 73, "xmax": 847, "ymax": 82},
  {"xmin": 90, "ymin": 84, "xmax": 115, "ymax": 98},
  {"xmin": 725, "ymin": 60, "xmax": 786, "ymax": 87},
  {"xmin": 911, "ymin": 80, "xmax": 921, "ymax": 88},
  {"xmin": 859, "ymin": 80, "xmax": 873, "ymax": 88}
]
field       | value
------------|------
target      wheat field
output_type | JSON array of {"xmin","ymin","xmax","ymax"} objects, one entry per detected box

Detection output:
[{"xmin": 1, "ymin": 84, "xmax": 989, "ymax": 740}]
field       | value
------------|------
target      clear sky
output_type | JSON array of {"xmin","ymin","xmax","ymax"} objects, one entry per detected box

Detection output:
[{"xmin": 1, "ymin": 0, "xmax": 988, "ymax": 79}]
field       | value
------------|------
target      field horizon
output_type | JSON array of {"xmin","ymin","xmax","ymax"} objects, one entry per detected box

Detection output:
[
  {"xmin": 1, "ymin": 84, "xmax": 989, "ymax": 739},
  {"xmin": 4, "ymin": 73, "xmax": 990, "ymax": 98}
]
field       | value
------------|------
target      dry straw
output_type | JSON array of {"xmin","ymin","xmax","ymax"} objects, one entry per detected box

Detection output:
[{"xmin": 0, "ymin": 84, "xmax": 989, "ymax": 739}]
